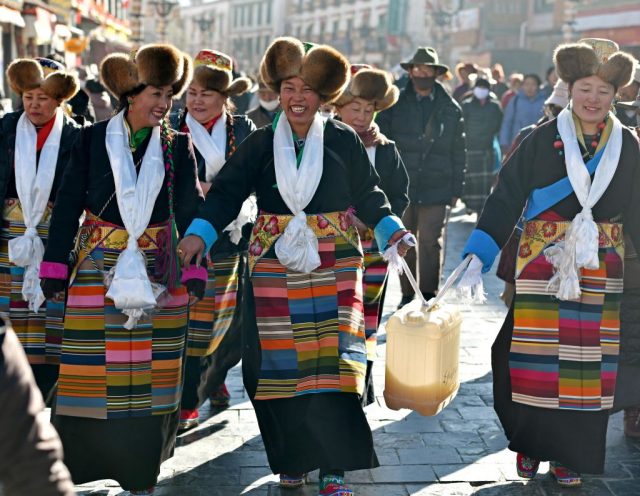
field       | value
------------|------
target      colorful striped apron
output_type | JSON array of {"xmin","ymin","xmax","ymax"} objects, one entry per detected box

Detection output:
[
  {"xmin": 0, "ymin": 199, "xmax": 64, "ymax": 364},
  {"xmin": 511, "ymin": 211, "xmax": 624, "ymax": 411},
  {"xmin": 361, "ymin": 235, "xmax": 388, "ymax": 361},
  {"xmin": 56, "ymin": 213, "xmax": 189, "ymax": 420},
  {"xmin": 248, "ymin": 211, "xmax": 367, "ymax": 400},
  {"xmin": 185, "ymin": 253, "xmax": 241, "ymax": 357}
]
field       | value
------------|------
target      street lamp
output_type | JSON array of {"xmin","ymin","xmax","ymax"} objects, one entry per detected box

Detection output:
[
  {"xmin": 148, "ymin": 0, "xmax": 178, "ymax": 42},
  {"xmin": 194, "ymin": 16, "xmax": 213, "ymax": 48}
]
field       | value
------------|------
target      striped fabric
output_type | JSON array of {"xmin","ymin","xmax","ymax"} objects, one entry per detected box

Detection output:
[
  {"xmin": 186, "ymin": 253, "xmax": 241, "ymax": 357},
  {"xmin": 248, "ymin": 211, "xmax": 361, "ymax": 274},
  {"xmin": 361, "ymin": 236, "xmax": 388, "ymax": 361},
  {"xmin": 251, "ymin": 211, "xmax": 367, "ymax": 400},
  {"xmin": 0, "ymin": 199, "xmax": 63, "ymax": 364},
  {"xmin": 56, "ymin": 213, "xmax": 188, "ymax": 420},
  {"xmin": 511, "ymin": 217, "xmax": 624, "ymax": 411}
]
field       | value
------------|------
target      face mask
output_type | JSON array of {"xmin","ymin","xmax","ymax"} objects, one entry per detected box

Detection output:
[
  {"xmin": 625, "ymin": 109, "xmax": 637, "ymax": 119},
  {"xmin": 473, "ymin": 87, "xmax": 490, "ymax": 100},
  {"xmin": 260, "ymin": 98, "xmax": 280, "ymax": 112},
  {"xmin": 319, "ymin": 111, "xmax": 333, "ymax": 119},
  {"xmin": 412, "ymin": 76, "xmax": 436, "ymax": 91}
]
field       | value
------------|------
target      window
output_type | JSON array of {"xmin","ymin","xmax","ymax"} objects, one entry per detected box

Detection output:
[
  {"xmin": 248, "ymin": 3, "xmax": 253, "ymax": 25},
  {"xmin": 266, "ymin": 0, "xmax": 272, "ymax": 23},
  {"xmin": 333, "ymin": 19, "xmax": 339, "ymax": 35},
  {"xmin": 257, "ymin": 2, "xmax": 263, "ymax": 25}
]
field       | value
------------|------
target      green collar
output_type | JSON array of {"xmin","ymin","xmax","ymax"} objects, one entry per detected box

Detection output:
[{"xmin": 124, "ymin": 117, "xmax": 152, "ymax": 151}]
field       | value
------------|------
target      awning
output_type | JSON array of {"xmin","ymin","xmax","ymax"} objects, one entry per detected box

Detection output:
[{"xmin": 0, "ymin": 6, "xmax": 25, "ymax": 28}]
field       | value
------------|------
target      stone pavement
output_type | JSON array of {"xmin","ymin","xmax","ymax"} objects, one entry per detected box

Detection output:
[{"xmin": 72, "ymin": 205, "xmax": 640, "ymax": 495}]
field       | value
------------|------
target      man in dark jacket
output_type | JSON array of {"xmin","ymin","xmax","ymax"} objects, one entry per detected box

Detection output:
[
  {"xmin": 377, "ymin": 47, "xmax": 466, "ymax": 304},
  {"xmin": 247, "ymin": 80, "xmax": 280, "ymax": 128},
  {"xmin": 461, "ymin": 74, "xmax": 503, "ymax": 213}
]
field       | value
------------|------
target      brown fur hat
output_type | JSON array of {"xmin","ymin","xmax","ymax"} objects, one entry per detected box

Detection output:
[
  {"xmin": 334, "ymin": 64, "xmax": 399, "ymax": 111},
  {"xmin": 6, "ymin": 58, "xmax": 79, "ymax": 101},
  {"xmin": 260, "ymin": 37, "xmax": 349, "ymax": 103},
  {"xmin": 192, "ymin": 49, "xmax": 251, "ymax": 97},
  {"xmin": 554, "ymin": 38, "xmax": 635, "ymax": 90},
  {"xmin": 100, "ymin": 44, "xmax": 192, "ymax": 99}
]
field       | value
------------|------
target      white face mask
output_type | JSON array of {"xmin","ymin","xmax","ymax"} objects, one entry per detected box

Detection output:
[
  {"xmin": 473, "ymin": 87, "xmax": 490, "ymax": 100},
  {"xmin": 260, "ymin": 98, "xmax": 280, "ymax": 112},
  {"xmin": 319, "ymin": 111, "xmax": 333, "ymax": 119}
]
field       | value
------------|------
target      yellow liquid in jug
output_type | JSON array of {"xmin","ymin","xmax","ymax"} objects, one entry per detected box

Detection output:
[{"xmin": 384, "ymin": 371, "xmax": 458, "ymax": 416}]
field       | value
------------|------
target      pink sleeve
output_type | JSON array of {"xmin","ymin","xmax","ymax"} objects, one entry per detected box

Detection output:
[
  {"xmin": 180, "ymin": 265, "xmax": 208, "ymax": 283},
  {"xmin": 39, "ymin": 262, "xmax": 68, "ymax": 280}
]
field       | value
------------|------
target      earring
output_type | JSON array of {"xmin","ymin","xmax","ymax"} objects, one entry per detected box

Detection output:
[{"xmin": 128, "ymin": 98, "xmax": 133, "ymax": 108}]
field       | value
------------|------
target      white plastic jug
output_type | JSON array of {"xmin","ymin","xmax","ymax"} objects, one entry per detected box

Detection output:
[{"xmin": 384, "ymin": 299, "xmax": 462, "ymax": 416}]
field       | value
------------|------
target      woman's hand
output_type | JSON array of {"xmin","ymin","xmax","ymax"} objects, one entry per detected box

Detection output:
[
  {"xmin": 397, "ymin": 240, "xmax": 411, "ymax": 257},
  {"xmin": 177, "ymin": 235, "xmax": 206, "ymax": 267},
  {"xmin": 389, "ymin": 229, "xmax": 414, "ymax": 257}
]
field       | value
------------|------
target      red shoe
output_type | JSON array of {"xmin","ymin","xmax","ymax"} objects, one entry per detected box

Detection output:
[
  {"xmin": 550, "ymin": 461, "xmax": 582, "ymax": 487},
  {"xmin": 210, "ymin": 383, "xmax": 231, "ymax": 408},
  {"xmin": 319, "ymin": 475, "xmax": 353, "ymax": 496},
  {"xmin": 516, "ymin": 453, "xmax": 539, "ymax": 479},
  {"xmin": 178, "ymin": 409, "xmax": 199, "ymax": 431}
]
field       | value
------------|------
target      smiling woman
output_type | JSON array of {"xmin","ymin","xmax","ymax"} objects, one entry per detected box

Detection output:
[
  {"xmin": 0, "ymin": 57, "xmax": 81, "ymax": 401},
  {"xmin": 177, "ymin": 49, "xmax": 256, "ymax": 431},
  {"xmin": 38, "ymin": 43, "xmax": 204, "ymax": 496},
  {"xmin": 177, "ymin": 36, "xmax": 412, "ymax": 496},
  {"xmin": 461, "ymin": 38, "xmax": 640, "ymax": 488}
]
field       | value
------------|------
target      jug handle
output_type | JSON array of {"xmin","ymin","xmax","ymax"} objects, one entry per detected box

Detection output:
[{"xmin": 399, "ymin": 255, "xmax": 472, "ymax": 311}]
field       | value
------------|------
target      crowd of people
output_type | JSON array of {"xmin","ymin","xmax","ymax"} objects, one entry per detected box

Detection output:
[{"xmin": 0, "ymin": 33, "xmax": 639, "ymax": 496}]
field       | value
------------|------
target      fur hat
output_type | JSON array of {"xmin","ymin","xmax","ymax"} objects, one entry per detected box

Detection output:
[
  {"xmin": 6, "ymin": 57, "xmax": 79, "ymax": 101},
  {"xmin": 100, "ymin": 44, "xmax": 193, "ymax": 99},
  {"xmin": 192, "ymin": 50, "xmax": 251, "ymax": 97},
  {"xmin": 260, "ymin": 37, "xmax": 349, "ymax": 103},
  {"xmin": 334, "ymin": 64, "xmax": 399, "ymax": 111},
  {"xmin": 554, "ymin": 38, "xmax": 635, "ymax": 90}
]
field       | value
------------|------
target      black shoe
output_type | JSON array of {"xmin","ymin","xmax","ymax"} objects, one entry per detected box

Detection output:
[{"xmin": 399, "ymin": 295, "xmax": 414, "ymax": 308}]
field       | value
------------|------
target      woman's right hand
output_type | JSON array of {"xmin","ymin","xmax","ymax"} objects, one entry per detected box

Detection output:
[{"xmin": 177, "ymin": 235, "xmax": 206, "ymax": 267}]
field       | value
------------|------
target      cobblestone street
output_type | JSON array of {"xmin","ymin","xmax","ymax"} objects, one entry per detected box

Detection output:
[{"xmin": 75, "ymin": 206, "xmax": 640, "ymax": 495}]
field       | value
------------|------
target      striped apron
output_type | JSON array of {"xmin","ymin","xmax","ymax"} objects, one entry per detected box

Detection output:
[
  {"xmin": 248, "ymin": 211, "xmax": 367, "ymax": 400},
  {"xmin": 56, "ymin": 212, "xmax": 189, "ymax": 420},
  {"xmin": 185, "ymin": 253, "xmax": 241, "ymax": 357},
  {"xmin": 511, "ymin": 211, "xmax": 624, "ymax": 411},
  {"xmin": 361, "ymin": 236, "xmax": 388, "ymax": 361},
  {"xmin": 0, "ymin": 199, "xmax": 63, "ymax": 364}
]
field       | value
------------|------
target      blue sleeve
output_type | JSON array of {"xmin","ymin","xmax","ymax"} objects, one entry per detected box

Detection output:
[
  {"xmin": 185, "ymin": 218, "xmax": 218, "ymax": 254},
  {"xmin": 462, "ymin": 229, "xmax": 500, "ymax": 273},
  {"xmin": 374, "ymin": 215, "xmax": 405, "ymax": 250}
]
